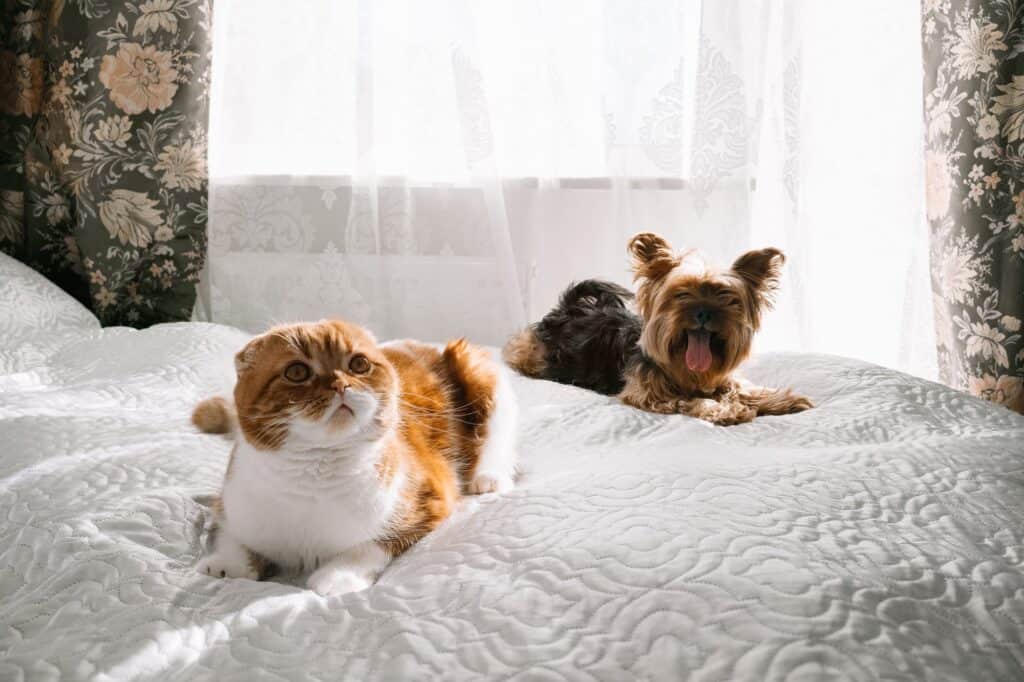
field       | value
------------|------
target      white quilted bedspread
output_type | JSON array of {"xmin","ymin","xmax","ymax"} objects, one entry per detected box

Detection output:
[{"xmin": 3, "ymin": 253, "xmax": 1024, "ymax": 681}]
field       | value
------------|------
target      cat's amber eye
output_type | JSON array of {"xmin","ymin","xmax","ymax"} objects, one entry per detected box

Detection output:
[
  {"xmin": 283, "ymin": 361, "xmax": 312, "ymax": 383},
  {"xmin": 349, "ymin": 354, "xmax": 371, "ymax": 375}
]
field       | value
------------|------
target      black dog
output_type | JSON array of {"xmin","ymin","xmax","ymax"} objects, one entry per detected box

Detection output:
[{"xmin": 504, "ymin": 279, "xmax": 641, "ymax": 395}]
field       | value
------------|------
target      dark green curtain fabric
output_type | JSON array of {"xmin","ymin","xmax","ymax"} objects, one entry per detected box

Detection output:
[
  {"xmin": 922, "ymin": 0, "xmax": 1024, "ymax": 414},
  {"xmin": 0, "ymin": 0, "xmax": 211, "ymax": 326}
]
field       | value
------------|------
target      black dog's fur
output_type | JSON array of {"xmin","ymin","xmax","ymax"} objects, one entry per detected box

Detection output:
[{"xmin": 529, "ymin": 280, "xmax": 642, "ymax": 395}]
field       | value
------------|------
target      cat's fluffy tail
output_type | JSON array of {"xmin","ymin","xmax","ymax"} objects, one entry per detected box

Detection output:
[{"xmin": 192, "ymin": 396, "xmax": 236, "ymax": 434}]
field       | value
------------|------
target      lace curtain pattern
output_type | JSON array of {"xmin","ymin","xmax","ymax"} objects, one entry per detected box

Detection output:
[
  {"xmin": 922, "ymin": 0, "xmax": 1024, "ymax": 414},
  {"xmin": 204, "ymin": 0, "xmax": 935, "ymax": 379},
  {"xmin": 0, "ymin": 0, "xmax": 212, "ymax": 326}
]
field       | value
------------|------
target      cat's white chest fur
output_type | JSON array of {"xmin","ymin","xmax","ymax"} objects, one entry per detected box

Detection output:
[{"xmin": 220, "ymin": 439, "xmax": 401, "ymax": 570}]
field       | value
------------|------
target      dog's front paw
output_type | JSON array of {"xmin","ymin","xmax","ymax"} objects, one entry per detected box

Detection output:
[
  {"xmin": 197, "ymin": 553, "xmax": 259, "ymax": 580},
  {"xmin": 707, "ymin": 403, "xmax": 756, "ymax": 426},
  {"xmin": 681, "ymin": 398, "xmax": 756, "ymax": 426},
  {"xmin": 468, "ymin": 471, "xmax": 514, "ymax": 494},
  {"xmin": 308, "ymin": 566, "xmax": 373, "ymax": 597}
]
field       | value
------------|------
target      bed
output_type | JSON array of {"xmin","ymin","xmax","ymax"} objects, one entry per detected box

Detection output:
[{"xmin": 3, "ymin": 252, "xmax": 1024, "ymax": 681}]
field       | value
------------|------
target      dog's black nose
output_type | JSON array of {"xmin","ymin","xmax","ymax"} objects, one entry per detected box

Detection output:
[{"xmin": 694, "ymin": 308, "xmax": 712, "ymax": 326}]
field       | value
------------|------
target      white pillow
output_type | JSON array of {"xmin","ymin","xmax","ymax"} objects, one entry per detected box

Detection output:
[{"xmin": 0, "ymin": 253, "xmax": 99, "ymax": 348}]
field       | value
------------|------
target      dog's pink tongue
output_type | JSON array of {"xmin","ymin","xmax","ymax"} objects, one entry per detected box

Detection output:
[{"xmin": 686, "ymin": 330, "xmax": 713, "ymax": 372}]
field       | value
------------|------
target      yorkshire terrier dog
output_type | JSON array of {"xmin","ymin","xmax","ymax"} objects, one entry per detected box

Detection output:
[{"xmin": 503, "ymin": 232, "xmax": 812, "ymax": 425}]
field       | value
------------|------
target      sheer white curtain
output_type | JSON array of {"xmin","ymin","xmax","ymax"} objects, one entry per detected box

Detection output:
[{"xmin": 204, "ymin": 0, "xmax": 936, "ymax": 378}]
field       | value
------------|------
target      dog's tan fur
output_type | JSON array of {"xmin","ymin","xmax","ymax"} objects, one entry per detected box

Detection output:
[
  {"xmin": 502, "ymin": 328, "xmax": 548, "ymax": 377},
  {"xmin": 621, "ymin": 233, "xmax": 811, "ymax": 424}
]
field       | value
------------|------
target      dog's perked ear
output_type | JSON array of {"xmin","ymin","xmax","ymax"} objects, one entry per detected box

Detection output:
[
  {"xmin": 731, "ymin": 248, "xmax": 785, "ymax": 308},
  {"xmin": 628, "ymin": 232, "xmax": 679, "ymax": 281}
]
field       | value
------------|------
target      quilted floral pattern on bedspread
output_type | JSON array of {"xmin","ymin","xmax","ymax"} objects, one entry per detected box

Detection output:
[{"xmin": 1, "ymin": 257, "xmax": 1024, "ymax": 680}]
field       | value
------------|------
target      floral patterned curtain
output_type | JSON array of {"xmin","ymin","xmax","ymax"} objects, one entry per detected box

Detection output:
[
  {"xmin": 0, "ymin": 0, "xmax": 211, "ymax": 326},
  {"xmin": 922, "ymin": 0, "xmax": 1024, "ymax": 414}
]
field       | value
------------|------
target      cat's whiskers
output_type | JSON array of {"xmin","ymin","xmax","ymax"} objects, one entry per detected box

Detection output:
[{"xmin": 394, "ymin": 400, "xmax": 483, "ymax": 428}]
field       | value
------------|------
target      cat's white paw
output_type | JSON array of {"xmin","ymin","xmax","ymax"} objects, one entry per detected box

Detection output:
[
  {"xmin": 469, "ymin": 471, "xmax": 514, "ymax": 494},
  {"xmin": 196, "ymin": 553, "xmax": 258, "ymax": 580},
  {"xmin": 308, "ymin": 566, "xmax": 373, "ymax": 597}
]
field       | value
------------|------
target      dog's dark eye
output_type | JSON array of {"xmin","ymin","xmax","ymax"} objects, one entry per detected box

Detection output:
[
  {"xmin": 283, "ymin": 362, "xmax": 312, "ymax": 383},
  {"xmin": 349, "ymin": 354, "xmax": 371, "ymax": 375}
]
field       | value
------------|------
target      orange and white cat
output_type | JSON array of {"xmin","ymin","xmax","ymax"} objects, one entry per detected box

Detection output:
[{"xmin": 192, "ymin": 319, "xmax": 518, "ymax": 596}]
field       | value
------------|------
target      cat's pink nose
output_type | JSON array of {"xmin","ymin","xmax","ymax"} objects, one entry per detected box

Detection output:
[{"xmin": 333, "ymin": 381, "xmax": 347, "ymax": 395}]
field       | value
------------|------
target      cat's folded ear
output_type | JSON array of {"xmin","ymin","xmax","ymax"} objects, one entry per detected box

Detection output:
[
  {"xmin": 322, "ymin": 318, "xmax": 377, "ymax": 345},
  {"xmin": 235, "ymin": 335, "xmax": 265, "ymax": 374},
  {"xmin": 628, "ymin": 232, "xmax": 679, "ymax": 281}
]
